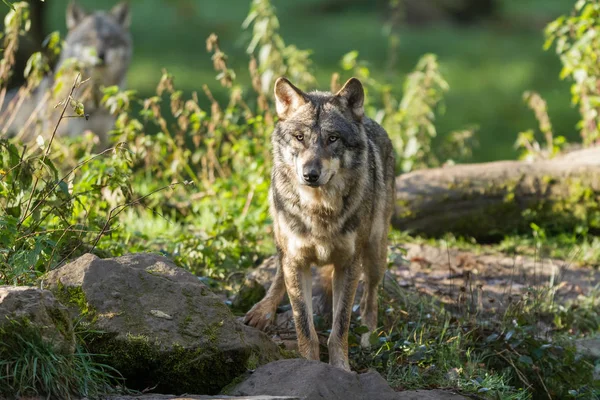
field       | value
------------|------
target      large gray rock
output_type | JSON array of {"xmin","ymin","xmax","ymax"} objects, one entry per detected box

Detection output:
[
  {"xmin": 44, "ymin": 253, "xmax": 282, "ymax": 395},
  {"xmin": 106, "ymin": 396, "xmax": 299, "ymax": 400},
  {"xmin": 229, "ymin": 359, "xmax": 468, "ymax": 400},
  {"xmin": 391, "ymin": 390, "xmax": 469, "ymax": 400},
  {"xmin": 0, "ymin": 286, "xmax": 75, "ymax": 354}
]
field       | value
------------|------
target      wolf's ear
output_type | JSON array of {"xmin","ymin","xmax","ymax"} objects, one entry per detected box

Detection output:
[
  {"xmin": 335, "ymin": 78, "xmax": 364, "ymax": 121},
  {"xmin": 66, "ymin": 1, "xmax": 87, "ymax": 30},
  {"xmin": 274, "ymin": 77, "xmax": 307, "ymax": 120},
  {"xmin": 111, "ymin": 2, "xmax": 131, "ymax": 28}
]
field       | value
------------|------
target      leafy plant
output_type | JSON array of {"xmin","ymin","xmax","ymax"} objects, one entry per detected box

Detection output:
[
  {"xmin": 0, "ymin": 69, "xmax": 135, "ymax": 285},
  {"xmin": 243, "ymin": 0, "xmax": 315, "ymax": 95},
  {"xmin": 545, "ymin": 0, "xmax": 600, "ymax": 146},
  {"xmin": 516, "ymin": 91, "xmax": 566, "ymax": 161}
]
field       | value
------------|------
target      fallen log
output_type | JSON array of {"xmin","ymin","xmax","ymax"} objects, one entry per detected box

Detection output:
[{"xmin": 393, "ymin": 147, "xmax": 600, "ymax": 240}]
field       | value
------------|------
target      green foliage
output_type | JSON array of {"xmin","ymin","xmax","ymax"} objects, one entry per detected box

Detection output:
[
  {"xmin": 0, "ymin": 2, "xmax": 30, "ymax": 87},
  {"xmin": 0, "ymin": 318, "xmax": 123, "ymax": 399},
  {"xmin": 0, "ymin": 135, "xmax": 134, "ymax": 284},
  {"xmin": 340, "ymin": 50, "xmax": 475, "ymax": 172},
  {"xmin": 243, "ymin": 0, "xmax": 315, "ymax": 94},
  {"xmin": 101, "ymin": 60, "xmax": 274, "ymax": 278},
  {"xmin": 387, "ymin": 54, "xmax": 450, "ymax": 172},
  {"xmin": 516, "ymin": 91, "xmax": 566, "ymax": 161},
  {"xmin": 545, "ymin": 0, "xmax": 600, "ymax": 146},
  {"xmin": 350, "ymin": 285, "xmax": 599, "ymax": 399}
]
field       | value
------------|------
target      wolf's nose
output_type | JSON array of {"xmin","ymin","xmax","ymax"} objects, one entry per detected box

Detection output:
[{"xmin": 303, "ymin": 170, "xmax": 320, "ymax": 183}]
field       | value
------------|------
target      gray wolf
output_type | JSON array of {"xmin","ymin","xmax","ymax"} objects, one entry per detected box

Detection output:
[
  {"xmin": 244, "ymin": 77, "xmax": 396, "ymax": 370},
  {"xmin": 2, "ymin": 1, "xmax": 132, "ymax": 148}
]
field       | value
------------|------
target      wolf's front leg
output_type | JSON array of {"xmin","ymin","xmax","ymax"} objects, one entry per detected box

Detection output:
[
  {"xmin": 244, "ymin": 253, "xmax": 286, "ymax": 331},
  {"xmin": 328, "ymin": 256, "xmax": 361, "ymax": 371},
  {"xmin": 283, "ymin": 257, "xmax": 320, "ymax": 361}
]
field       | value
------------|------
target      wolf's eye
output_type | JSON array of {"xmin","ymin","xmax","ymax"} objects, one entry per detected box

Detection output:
[
  {"xmin": 295, "ymin": 134, "xmax": 304, "ymax": 142},
  {"xmin": 328, "ymin": 136, "xmax": 339, "ymax": 143}
]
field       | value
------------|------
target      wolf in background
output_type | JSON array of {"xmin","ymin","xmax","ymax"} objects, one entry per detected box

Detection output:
[
  {"xmin": 1, "ymin": 1, "xmax": 132, "ymax": 148},
  {"xmin": 244, "ymin": 76, "xmax": 396, "ymax": 370}
]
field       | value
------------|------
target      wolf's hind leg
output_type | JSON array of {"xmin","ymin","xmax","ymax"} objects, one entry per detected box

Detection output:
[
  {"xmin": 244, "ymin": 255, "xmax": 286, "ymax": 331},
  {"xmin": 359, "ymin": 242, "xmax": 387, "ymax": 348}
]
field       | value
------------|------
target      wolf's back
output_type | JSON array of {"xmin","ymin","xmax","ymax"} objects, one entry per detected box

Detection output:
[{"xmin": 364, "ymin": 117, "xmax": 396, "ymax": 192}]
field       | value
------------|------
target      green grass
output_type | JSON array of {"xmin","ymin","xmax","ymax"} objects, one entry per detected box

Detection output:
[
  {"xmin": 348, "ymin": 277, "xmax": 600, "ymax": 399},
  {"xmin": 40, "ymin": 0, "xmax": 578, "ymax": 162},
  {"xmin": 0, "ymin": 319, "xmax": 123, "ymax": 398}
]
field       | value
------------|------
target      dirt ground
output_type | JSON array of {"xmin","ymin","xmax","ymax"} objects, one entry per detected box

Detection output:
[{"xmin": 390, "ymin": 243, "xmax": 600, "ymax": 313}]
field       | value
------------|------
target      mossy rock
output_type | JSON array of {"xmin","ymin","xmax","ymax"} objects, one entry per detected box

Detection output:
[
  {"xmin": 44, "ymin": 253, "xmax": 282, "ymax": 395},
  {"xmin": 0, "ymin": 286, "xmax": 75, "ymax": 354}
]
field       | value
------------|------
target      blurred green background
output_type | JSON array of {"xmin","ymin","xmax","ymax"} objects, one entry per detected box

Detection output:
[{"xmin": 20, "ymin": 0, "xmax": 580, "ymax": 161}]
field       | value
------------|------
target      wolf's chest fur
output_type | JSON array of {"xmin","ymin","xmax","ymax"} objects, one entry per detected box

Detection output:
[{"xmin": 272, "ymin": 181, "xmax": 364, "ymax": 263}]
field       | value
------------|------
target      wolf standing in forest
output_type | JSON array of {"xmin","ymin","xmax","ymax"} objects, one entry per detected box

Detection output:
[
  {"xmin": 244, "ymin": 77, "xmax": 396, "ymax": 370},
  {"xmin": 2, "ymin": 1, "xmax": 132, "ymax": 147}
]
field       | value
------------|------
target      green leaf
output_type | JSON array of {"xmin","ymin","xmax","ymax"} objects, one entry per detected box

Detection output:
[
  {"xmin": 369, "ymin": 331, "xmax": 380, "ymax": 347},
  {"xmin": 486, "ymin": 333, "xmax": 500, "ymax": 342},
  {"xmin": 354, "ymin": 325, "xmax": 369, "ymax": 335},
  {"xmin": 6, "ymin": 206, "xmax": 20, "ymax": 218},
  {"xmin": 518, "ymin": 355, "xmax": 534, "ymax": 365}
]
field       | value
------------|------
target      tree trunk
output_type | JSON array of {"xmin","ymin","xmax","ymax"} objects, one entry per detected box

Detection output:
[
  {"xmin": 393, "ymin": 147, "xmax": 600, "ymax": 240},
  {"xmin": 28, "ymin": 0, "xmax": 47, "ymax": 47},
  {"xmin": 8, "ymin": 1, "xmax": 48, "ymax": 89}
]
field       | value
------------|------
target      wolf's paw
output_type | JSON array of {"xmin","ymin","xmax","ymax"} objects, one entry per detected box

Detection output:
[
  {"xmin": 243, "ymin": 300, "xmax": 276, "ymax": 331},
  {"xmin": 360, "ymin": 332, "xmax": 372, "ymax": 349},
  {"xmin": 329, "ymin": 357, "xmax": 351, "ymax": 372}
]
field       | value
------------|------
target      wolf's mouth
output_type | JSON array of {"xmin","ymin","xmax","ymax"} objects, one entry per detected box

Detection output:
[
  {"xmin": 304, "ymin": 182, "xmax": 322, "ymax": 188},
  {"xmin": 300, "ymin": 172, "xmax": 335, "ymax": 188}
]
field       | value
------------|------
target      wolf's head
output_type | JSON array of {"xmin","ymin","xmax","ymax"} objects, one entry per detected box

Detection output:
[
  {"xmin": 272, "ymin": 77, "xmax": 366, "ymax": 188},
  {"xmin": 60, "ymin": 1, "xmax": 132, "ymax": 87}
]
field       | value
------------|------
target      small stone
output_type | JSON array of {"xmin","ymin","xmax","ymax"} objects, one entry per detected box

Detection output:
[
  {"xmin": 150, "ymin": 309, "xmax": 173, "ymax": 320},
  {"xmin": 445, "ymin": 367, "xmax": 461, "ymax": 382}
]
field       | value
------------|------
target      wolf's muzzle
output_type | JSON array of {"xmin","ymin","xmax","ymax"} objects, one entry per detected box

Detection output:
[{"xmin": 302, "ymin": 167, "xmax": 320, "ymax": 184}]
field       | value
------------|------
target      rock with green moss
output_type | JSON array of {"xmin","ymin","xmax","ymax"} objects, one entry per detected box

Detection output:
[
  {"xmin": 0, "ymin": 286, "xmax": 75, "ymax": 354},
  {"xmin": 44, "ymin": 253, "xmax": 282, "ymax": 395}
]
